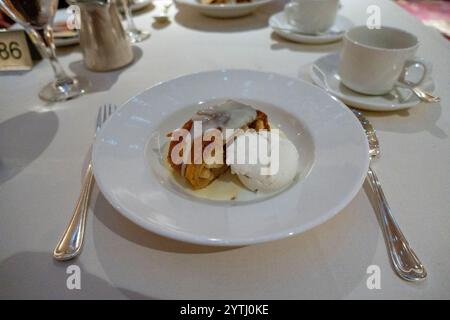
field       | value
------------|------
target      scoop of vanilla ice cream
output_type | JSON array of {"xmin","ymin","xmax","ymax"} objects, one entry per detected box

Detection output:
[{"xmin": 226, "ymin": 130, "xmax": 299, "ymax": 193}]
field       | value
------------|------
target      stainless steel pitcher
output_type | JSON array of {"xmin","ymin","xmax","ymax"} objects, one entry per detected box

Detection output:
[{"xmin": 67, "ymin": 0, "xmax": 134, "ymax": 72}]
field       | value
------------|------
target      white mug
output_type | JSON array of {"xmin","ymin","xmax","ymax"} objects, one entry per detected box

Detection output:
[
  {"xmin": 338, "ymin": 26, "xmax": 429, "ymax": 95},
  {"xmin": 284, "ymin": 0, "xmax": 339, "ymax": 34}
]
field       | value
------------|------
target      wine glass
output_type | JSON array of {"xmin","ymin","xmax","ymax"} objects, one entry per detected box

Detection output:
[
  {"xmin": 121, "ymin": 0, "xmax": 150, "ymax": 43},
  {"xmin": 0, "ymin": 0, "xmax": 85, "ymax": 102}
]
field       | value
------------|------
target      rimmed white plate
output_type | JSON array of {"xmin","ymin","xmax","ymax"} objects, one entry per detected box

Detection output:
[
  {"xmin": 174, "ymin": 0, "xmax": 273, "ymax": 18},
  {"xmin": 269, "ymin": 12, "xmax": 353, "ymax": 44},
  {"xmin": 310, "ymin": 53, "xmax": 436, "ymax": 111},
  {"xmin": 92, "ymin": 70, "xmax": 369, "ymax": 246}
]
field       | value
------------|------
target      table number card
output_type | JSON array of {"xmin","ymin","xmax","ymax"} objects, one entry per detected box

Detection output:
[{"xmin": 0, "ymin": 29, "xmax": 33, "ymax": 71}]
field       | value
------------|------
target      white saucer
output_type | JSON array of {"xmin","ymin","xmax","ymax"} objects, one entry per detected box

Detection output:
[
  {"xmin": 269, "ymin": 12, "xmax": 353, "ymax": 44},
  {"xmin": 92, "ymin": 69, "xmax": 369, "ymax": 246},
  {"xmin": 310, "ymin": 53, "xmax": 436, "ymax": 111},
  {"xmin": 175, "ymin": 0, "xmax": 273, "ymax": 18}
]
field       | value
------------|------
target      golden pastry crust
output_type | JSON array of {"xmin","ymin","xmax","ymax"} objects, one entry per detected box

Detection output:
[{"xmin": 167, "ymin": 110, "xmax": 270, "ymax": 190}]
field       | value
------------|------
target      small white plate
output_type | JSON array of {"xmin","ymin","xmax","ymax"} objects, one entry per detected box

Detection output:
[
  {"xmin": 130, "ymin": 0, "xmax": 154, "ymax": 11},
  {"xmin": 54, "ymin": 33, "xmax": 79, "ymax": 47},
  {"xmin": 310, "ymin": 53, "xmax": 436, "ymax": 111},
  {"xmin": 174, "ymin": 0, "xmax": 273, "ymax": 18},
  {"xmin": 92, "ymin": 70, "xmax": 369, "ymax": 246},
  {"xmin": 118, "ymin": 0, "xmax": 154, "ymax": 12},
  {"xmin": 53, "ymin": 9, "xmax": 80, "ymax": 47},
  {"xmin": 269, "ymin": 12, "xmax": 353, "ymax": 44}
]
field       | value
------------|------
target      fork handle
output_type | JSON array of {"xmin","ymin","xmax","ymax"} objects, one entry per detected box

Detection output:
[
  {"xmin": 366, "ymin": 166, "xmax": 427, "ymax": 281},
  {"xmin": 53, "ymin": 163, "xmax": 95, "ymax": 261}
]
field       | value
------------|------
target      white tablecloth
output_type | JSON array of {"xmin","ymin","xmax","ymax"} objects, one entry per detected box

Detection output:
[{"xmin": 1, "ymin": 0, "xmax": 449, "ymax": 299}]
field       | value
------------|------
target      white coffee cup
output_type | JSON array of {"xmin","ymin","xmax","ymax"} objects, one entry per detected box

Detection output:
[
  {"xmin": 284, "ymin": 0, "xmax": 339, "ymax": 34},
  {"xmin": 339, "ymin": 26, "xmax": 429, "ymax": 95}
]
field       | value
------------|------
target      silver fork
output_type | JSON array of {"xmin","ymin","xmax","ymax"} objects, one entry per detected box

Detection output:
[
  {"xmin": 53, "ymin": 104, "xmax": 116, "ymax": 261},
  {"xmin": 352, "ymin": 109, "xmax": 427, "ymax": 281},
  {"xmin": 312, "ymin": 64, "xmax": 427, "ymax": 280}
]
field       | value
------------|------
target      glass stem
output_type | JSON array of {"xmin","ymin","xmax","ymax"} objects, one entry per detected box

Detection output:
[
  {"xmin": 122, "ymin": 0, "xmax": 137, "ymax": 31},
  {"xmin": 26, "ymin": 26, "xmax": 71, "ymax": 84},
  {"xmin": 25, "ymin": 27, "xmax": 49, "ymax": 59},
  {"xmin": 42, "ymin": 25, "xmax": 71, "ymax": 84}
]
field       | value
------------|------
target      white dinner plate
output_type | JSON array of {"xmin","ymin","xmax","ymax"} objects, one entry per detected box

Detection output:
[
  {"xmin": 269, "ymin": 12, "xmax": 353, "ymax": 44},
  {"xmin": 92, "ymin": 70, "xmax": 369, "ymax": 246},
  {"xmin": 310, "ymin": 53, "xmax": 436, "ymax": 111},
  {"xmin": 174, "ymin": 0, "xmax": 273, "ymax": 18}
]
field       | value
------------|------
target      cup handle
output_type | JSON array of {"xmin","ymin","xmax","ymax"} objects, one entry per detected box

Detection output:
[
  {"xmin": 284, "ymin": 2, "xmax": 299, "ymax": 22},
  {"xmin": 400, "ymin": 57, "xmax": 432, "ymax": 87}
]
